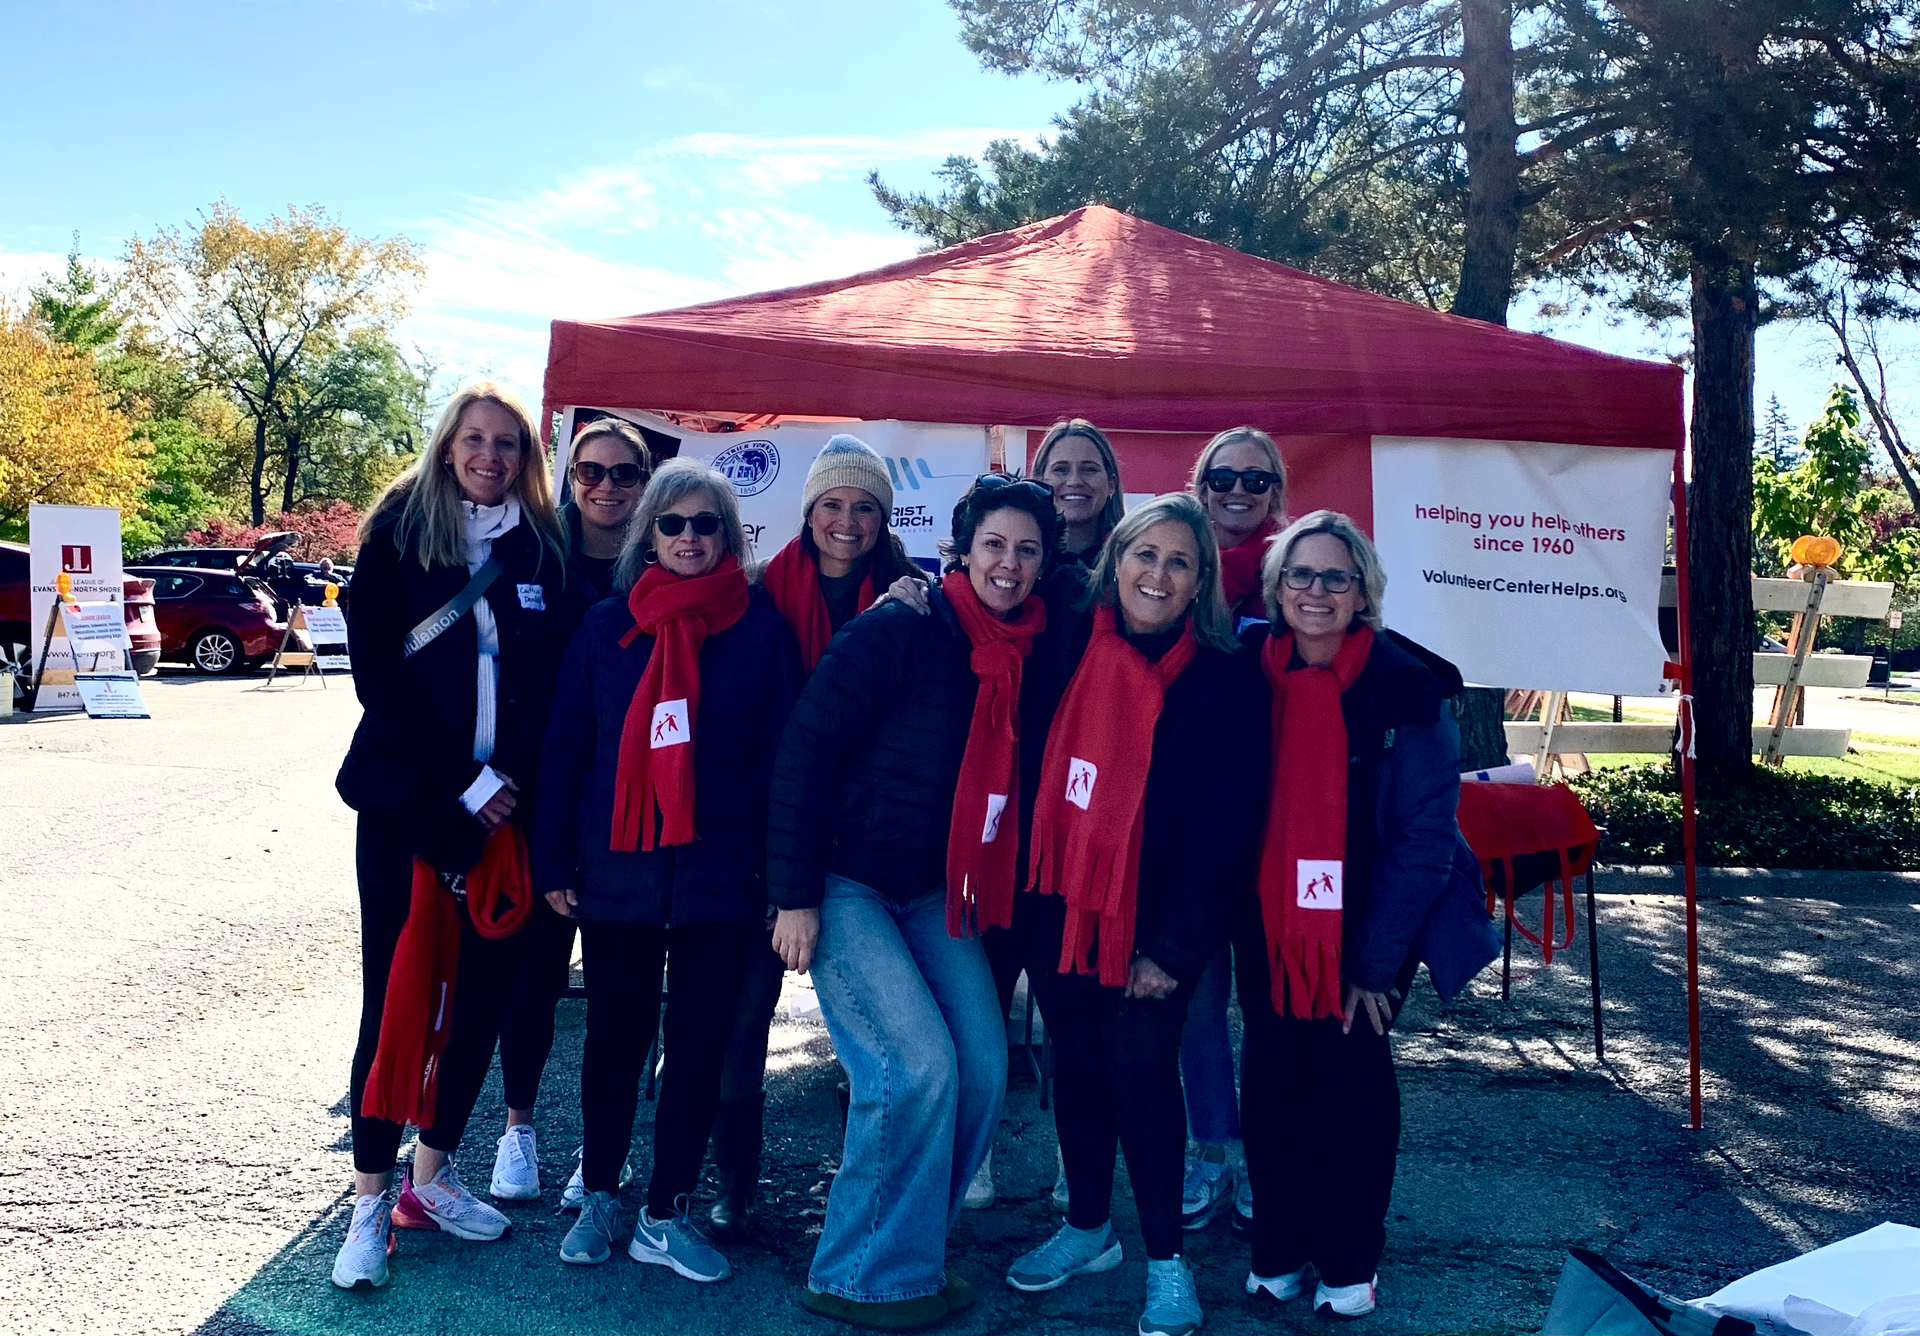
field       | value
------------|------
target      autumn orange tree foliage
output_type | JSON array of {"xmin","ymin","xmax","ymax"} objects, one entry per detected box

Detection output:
[{"xmin": 0, "ymin": 306, "xmax": 146, "ymax": 540}]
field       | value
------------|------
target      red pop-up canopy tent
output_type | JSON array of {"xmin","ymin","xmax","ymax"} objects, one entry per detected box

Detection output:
[{"xmin": 544, "ymin": 204, "xmax": 1705, "ymax": 1126}]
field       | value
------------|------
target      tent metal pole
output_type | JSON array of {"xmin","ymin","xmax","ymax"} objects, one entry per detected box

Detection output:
[{"xmin": 1670, "ymin": 460, "xmax": 1703, "ymax": 1131}]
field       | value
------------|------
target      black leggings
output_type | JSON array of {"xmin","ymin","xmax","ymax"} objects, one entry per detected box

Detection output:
[
  {"xmin": 1235, "ymin": 921, "xmax": 1401, "ymax": 1286},
  {"xmin": 579, "ymin": 918, "xmax": 754, "ymax": 1213},
  {"xmin": 718, "ymin": 927, "xmax": 786, "ymax": 1106},
  {"xmin": 348, "ymin": 813, "xmax": 518, "ymax": 1175},
  {"xmin": 498, "ymin": 898, "xmax": 578, "ymax": 1110},
  {"xmin": 1014, "ymin": 894, "xmax": 1192, "ymax": 1260}
]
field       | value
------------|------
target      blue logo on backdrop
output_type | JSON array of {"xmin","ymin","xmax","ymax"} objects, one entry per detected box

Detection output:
[{"xmin": 712, "ymin": 439, "xmax": 780, "ymax": 497}]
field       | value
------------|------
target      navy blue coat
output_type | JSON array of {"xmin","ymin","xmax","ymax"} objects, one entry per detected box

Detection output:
[{"xmin": 531, "ymin": 585, "xmax": 802, "ymax": 927}]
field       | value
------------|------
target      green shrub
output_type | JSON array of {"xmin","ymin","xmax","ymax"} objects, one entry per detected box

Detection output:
[{"xmin": 1567, "ymin": 763, "xmax": 1920, "ymax": 870}]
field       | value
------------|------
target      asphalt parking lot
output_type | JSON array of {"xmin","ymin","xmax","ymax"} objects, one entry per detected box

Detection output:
[{"xmin": 1, "ymin": 675, "xmax": 1914, "ymax": 1335}]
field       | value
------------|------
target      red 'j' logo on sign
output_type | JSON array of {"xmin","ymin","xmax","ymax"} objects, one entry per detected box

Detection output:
[
  {"xmin": 650, "ymin": 698, "xmax": 689, "ymax": 749},
  {"xmin": 61, "ymin": 545, "xmax": 93, "ymax": 574}
]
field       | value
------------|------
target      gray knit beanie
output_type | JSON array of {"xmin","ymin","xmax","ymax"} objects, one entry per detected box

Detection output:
[{"xmin": 802, "ymin": 434, "xmax": 894, "ymax": 517}]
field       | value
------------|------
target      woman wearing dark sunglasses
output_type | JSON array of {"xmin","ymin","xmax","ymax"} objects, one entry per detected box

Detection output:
[
  {"xmin": 1236, "ymin": 511, "xmax": 1494, "ymax": 1322},
  {"xmin": 767, "ymin": 473, "xmax": 1062, "ymax": 1330},
  {"xmin": 1189, "ymin": 427, "xmax": 1288, "ymax": 624},
  {"xmin": 532, "ymin": 459, "xmax": 802, "ymax": 1283},
  {"xmin": 562, "ymin": 418, "xmax": 654, "ymax": 598}
]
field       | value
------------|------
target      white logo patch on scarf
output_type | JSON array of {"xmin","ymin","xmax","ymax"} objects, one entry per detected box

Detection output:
[
  {"xmin": 981, "ymin": 793, "xmax": 1008, "ymax": 844},
  {"xmin": 516, "ymin": 583, "xmax": 545, "ymax": 611},
  {"xmin": 649, "ymin": 699, "xmax": 690, "ymax": 749},
  {"xmin": 1297, "ymin": 860, "xmax": 1343, "ymax": 910},
  {"xmin": 1065, "ymin": 757, "xmax": 1098, "ymax": 811}
]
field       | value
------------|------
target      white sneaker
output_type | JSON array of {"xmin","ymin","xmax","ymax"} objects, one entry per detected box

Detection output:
[
  {"xmin": 1247, "ymin": 1266, "xmax": 1310, "ymax": 1301},
  {"xmin": 561, "ymin": 1146, "xmax": 634, "ymax": 1210},
  {"xmin": 402, "ymin": 1160, "xmax": 510, "ymax": 1241},
  {"xmin": 1051, "ymin": 1145, "xmax": 1071, "ymax": 1212},
  {"xmin": 1315, "ymin": 1275, "xmax": 1379, "ymax": 1318},
  {"xmin": 964, "ymin": 1147, "xmax": 996, "ymax": 1209},
  {"xmin": 490, "ymin": 1125, "xmax": 540, "ymax": 1201},
  {"xmin": 330, "ymin": 1192, "xmax": 394, "ymax": 1290}
]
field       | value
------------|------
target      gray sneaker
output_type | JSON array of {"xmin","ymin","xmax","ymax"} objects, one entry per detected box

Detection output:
[
  {"xmin": 560, "ymin": 1190, "xmax": 618, "ymax": 1265},
  {"xmin": 1006, "ymin": 1220, "xmax": 1122, "ymax": 1293},
  {"xmin": 561, "ymin": 1146, "xmax": 634, "ymax": 1210},
  {"xmin": 1140, "ymin": 1256, "xmax": 1203, "ymax": 1336},
  {"xmin": 628, "ymin": 1198, "xmax": 731, "ymax": 1282}
]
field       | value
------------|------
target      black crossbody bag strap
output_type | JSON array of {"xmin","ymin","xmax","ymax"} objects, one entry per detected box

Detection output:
[{"xmin": 401, "ymin": 557, "xmax": 504, "ymax": 659}]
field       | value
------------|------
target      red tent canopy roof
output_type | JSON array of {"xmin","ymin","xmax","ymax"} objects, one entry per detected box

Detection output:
[{"xmin": 544, "ymin": 205, "xmax": 1682, "ymax": 451}]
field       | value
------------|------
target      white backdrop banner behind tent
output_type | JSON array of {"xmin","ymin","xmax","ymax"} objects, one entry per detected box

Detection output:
[
  {"xmin": 556, "ymin": 410, "xmax": 991, "ymax": 567},
  {"xmin": 1369, "ymin": 437, "xmax": 1672, "ymax": 696},
  {"xmin": 28, "ymin": 504, "xmax": 125, "ymax": 712}
]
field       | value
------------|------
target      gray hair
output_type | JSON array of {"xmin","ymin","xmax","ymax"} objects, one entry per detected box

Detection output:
[
  {"xmin": 616, "ymin": 458, "xmax": 754, "ymax": 589},
  {"xmin": 1089, "ymin": 492, "xmax": 1239, "ymax": 654},
  {"xmin": 1188, "ymin": 426, "xmax": 1288, "ymax": 517},
  {"xmin": 1262, "ymin": 510, "xmax": 1385, "ymax": 631}
]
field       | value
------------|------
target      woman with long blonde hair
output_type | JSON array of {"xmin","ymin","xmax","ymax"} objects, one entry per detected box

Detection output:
[{"xmin": 330, "ymin": 381, "xmax": 587, "ymax": 1289}]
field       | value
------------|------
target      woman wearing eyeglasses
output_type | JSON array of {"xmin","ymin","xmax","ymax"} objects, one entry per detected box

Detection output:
[
  {"xmin": 1237, "ymin": 511, "xmax": 1494, "ymax": 1321},
  {"xmin": 767, "ymin": 473, "xmax": 1061, "ymax": 1330},
  {"xmin": 487, "ymin": 416, "xmax": 654, "ymax": 1208},
  {"xmin": 532, "ymin": 459, "xmax": 801, "ymax": 1283},
  {"xmin": 1004, "ymin": 492, "xmax": 1267, "ymax": 1336}
]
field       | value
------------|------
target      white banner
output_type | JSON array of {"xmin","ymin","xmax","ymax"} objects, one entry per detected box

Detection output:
[
  {"xmin": 1369, "ymin": 437, "xmax": 1672, "ymax": 695},
  {"xmin": 29, "ymin": 505, "xmax": 124, "ymax": 712},
  {"xmin": 557, "ymin": 410, "xmax": 991, "ymax": 567}
]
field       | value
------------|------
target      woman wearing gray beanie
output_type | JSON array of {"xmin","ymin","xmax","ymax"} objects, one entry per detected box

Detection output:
[{"xmin": 707, "ymin": 434, "xmax": 928, "ymax": 1239}]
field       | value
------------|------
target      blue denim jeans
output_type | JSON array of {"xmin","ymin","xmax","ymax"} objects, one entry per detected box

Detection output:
[
  {"xmin": 808, "ymin": 874, "xmax": 1007, "ymax": 1303},
  {"xmin": 1179, "ymin": 943, "xmax": 1242, "ymax": 1144}
]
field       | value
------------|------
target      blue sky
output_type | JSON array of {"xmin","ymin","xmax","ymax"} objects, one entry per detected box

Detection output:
[{"xmin": 1, "ymin": 0, "xmax": 1907, "ymax": 450}]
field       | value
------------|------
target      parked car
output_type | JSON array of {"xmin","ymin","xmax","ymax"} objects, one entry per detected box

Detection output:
[
  {"xmin": 137, "ymin": 547, "xmax": 253, "ymax": 570},
  {"xmin": 125, "ymin": 564, "xmax": 286, "ymax": 674},
  {"xmin": 1, "ymin": 542, "xmax": 163, "ymax": 701}
]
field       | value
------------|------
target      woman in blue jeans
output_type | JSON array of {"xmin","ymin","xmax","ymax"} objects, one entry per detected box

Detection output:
[{"xmin": 767, "ymin": 474, "xmax": 1062, "ymax": 1331}]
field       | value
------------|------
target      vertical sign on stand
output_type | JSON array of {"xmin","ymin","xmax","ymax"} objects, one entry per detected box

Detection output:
[{"xmin": 28, "ymin": 504, "xmax": 125, "ymax": 713}]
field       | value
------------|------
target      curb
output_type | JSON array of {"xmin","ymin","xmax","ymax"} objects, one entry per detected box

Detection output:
[{"xmin": 1593, "ymin": 864, "xmax": 1920, "ymax": 904}]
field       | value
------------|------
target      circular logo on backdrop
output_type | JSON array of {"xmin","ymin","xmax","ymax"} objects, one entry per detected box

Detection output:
[{"xmin": 711, "ymin": 439, "xmax": 781, "ymax": 497}]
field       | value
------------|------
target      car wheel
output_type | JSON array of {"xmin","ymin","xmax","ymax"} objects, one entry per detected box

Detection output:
[
  {"xmin": 1, "ymin": 634, "xmax": 29, "ymax": 703},
  {"xmin": 189, "ymin": 629, "xmax": 242, "ymax": 674}
]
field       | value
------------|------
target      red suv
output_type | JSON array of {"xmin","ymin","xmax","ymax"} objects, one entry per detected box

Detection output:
[
  {"xmin": 1, "ymin": 541, "xmax": 163, "ymax": 702},
  {"xmin": 126, "ymin": 563, "xmax": 286, "ymax": 674}
]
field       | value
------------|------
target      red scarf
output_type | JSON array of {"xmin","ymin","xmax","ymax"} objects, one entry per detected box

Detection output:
[
  {"xmin": 1256, "ymin": 626, "xmax": 1374, "ymax": 1019},
  {"xmin": 1218, "ymin": 519, "xmax": 1278, "ymax": 617},
  {"xmin": 942, "ymin": 570, "xmax": 1046, "ymax": 938},
  {"xmin": 362, "ymin": 825, "xmax": 532, "ymax": 1127},
  {"xmin": 762, "ymin": 535, "xmax": 873, "ymax": 673},
  {"xmin": 1028, "ymin": 606, "xmax": 1198, "ymax": 986},
  {"xmin": 611, "ymin": 555, "xmax": 750, "ymax": 851}
]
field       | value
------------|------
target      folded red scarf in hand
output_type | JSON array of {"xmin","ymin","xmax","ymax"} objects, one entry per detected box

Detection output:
[
  {"xmin": 942, "ymin": 570, "xmax": 1046, "ymax": 938},
  {"xmin": 362, "ymin": 824, "xmax": 532, "ymax": 1128},
  {"xmin": 1028, "ymin": 606, "xmax": 1197, "ymax": 986},
  {"xmin": 1256, "ymin": 626, "xmax": 1374, "ymax": 1019},
  {"xmin": 611, "ymin": 554, "xmax": 750, "ymax": 851},
  {"xmin": 1217, "ymin": 519, "xmax": 1278, "ymax": 617},
  {"xmin": 762, "ymin": 535, "xmax": 872, "ymax": 673}
]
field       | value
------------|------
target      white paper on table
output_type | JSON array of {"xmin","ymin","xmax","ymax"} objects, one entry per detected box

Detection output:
[{"xmin": 1698, "ymin": 1223, "xmax": 1920, "ymax": 1334}]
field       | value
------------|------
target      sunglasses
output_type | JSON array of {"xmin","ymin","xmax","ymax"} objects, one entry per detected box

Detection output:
[
  {"xmin": 972, "ymin": 472, "xmax": 1054, "ymax": 499},
  {"xmin": 1282, "ymin": 565, "xmax": 1358, "ymax": 593},
  {"xmin": 1203, "ymin": 468, "xmax": 1281, "ymax": 495},
  {"xmin": 573, "ymin": 460, "xmax": 645, "ymax": 489},
  {"xmin": 655, "ymin": 512, "xmax": 723, "ymax": 537}
]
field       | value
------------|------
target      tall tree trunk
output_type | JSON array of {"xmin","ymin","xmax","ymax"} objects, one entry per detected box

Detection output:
[
  {"xmin": 281, "ymin": 430, "xmax": 301, "ymax": 517},
  {"xmin": 1686, "ymin": 252, "xmax": 1758, "ymax": 792},
  {"xmin": 248, "ymin": 414, "xmax": 269, "ymax": 526},
  {"xmin": 1448, "ymin": 0, "xmax": 1522, "ymax": 768}
]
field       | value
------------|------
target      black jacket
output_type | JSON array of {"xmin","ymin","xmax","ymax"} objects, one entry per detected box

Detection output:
[
  {"xmin": 336, "ymin": 512, "xmax": 587, "ymax": 874},
  {"xmin": 1240, "ymin": 625, "xmax": 1497, "ymax": 999},
  {"xmin": 531, "ymin": 586, "xmax": 801, "ymax": 927}
]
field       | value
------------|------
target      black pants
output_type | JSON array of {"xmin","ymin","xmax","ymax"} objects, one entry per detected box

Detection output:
[
  {"xmin": 1014, "ymin": 893, "xmax": 1192, "ymax": 1260},
  {"xmin": 1235, "ymin": 922, "xmax": 1401, "ymax": 1286},
  {"xmin": 718, "ymin": 927, "xmax": 786, "ymax": 1105},
  {"xmin": 579, "ymin": 917, "xmax": 754, "ymax": 1213},
  {"xmin": 982, "ymin": 923, "xmax": 1022, "ymax": 1031},
  {"xmin": 349, "ymin": 813, "xmax": 518, "ymax": 1175},
  {"xmin": 498, "ymin": 898, "xmax": 577, "ymax": 1110}
]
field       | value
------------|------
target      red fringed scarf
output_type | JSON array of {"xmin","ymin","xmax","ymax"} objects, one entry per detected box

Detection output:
[
  {"xmin": 1256, "ymin": 626, "xmax": 1374, "ymax": 1019},
  {"xmin": 611, "ymin": 554, "xmax": 750, "ymax": 851},
  {"xmin": 362, "ymin": 825, "xmax": 532, "ymax": 1127},
  {"xmin": 762, "ymin": 535, "xmax": 872, "ymax": 673},
  {"xmin": 1218, "ymin": 520, "xmax": 1278, "ymax": 617},
  {"xmin": 1028, "ymin": 606, "xmax": 1198, "ymax": 986},
  {"xmin": 942, "ymin": 570, "xmax": 1046, "ymax": 938}
]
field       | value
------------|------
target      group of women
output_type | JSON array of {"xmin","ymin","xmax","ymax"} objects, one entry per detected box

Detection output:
[{"xmin": 329, "ymin": 382, "xmax": 1499, "ymax": 1336}]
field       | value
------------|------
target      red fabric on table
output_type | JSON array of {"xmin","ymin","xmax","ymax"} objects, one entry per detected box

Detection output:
[{"xmin": 1455, "ymin": 781, "xmax": 1600, "ymax": 965}]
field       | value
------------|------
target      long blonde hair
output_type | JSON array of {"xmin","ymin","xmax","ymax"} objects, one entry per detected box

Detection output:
[
  {"xmin": 1188, "ymin": 426, "xmax": 1289, "ymax": 518},
  {"xmin": 362, "ymin": 380, "xmax": 565, "ymax": 571},
  {"xmin": 1262, "ymin": 510, "xmax": 1386, "ymax": 631}
]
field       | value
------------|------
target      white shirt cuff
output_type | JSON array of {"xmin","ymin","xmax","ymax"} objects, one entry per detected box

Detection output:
[{"xmin": 458, "ymin": 765, "xmax": 507, "ymax": 815}]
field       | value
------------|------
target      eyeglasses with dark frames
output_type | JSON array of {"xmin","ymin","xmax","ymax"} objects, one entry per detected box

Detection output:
[
  {"xmin": 1202, "ymin": 468, "xmax": 1280, "ymax": 495},
  {"xmin": 1281, "ymin": 565, "xmax": 1358, "ymax": 594},
  {"xmin": 573, "ymin": 460, "xmax": 646, "ymax": 489}
]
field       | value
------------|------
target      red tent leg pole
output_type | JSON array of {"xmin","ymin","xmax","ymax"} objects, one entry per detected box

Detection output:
[{"xmin": 1671, "ymin": 464, "xmax": 1703, "ymax": 1130}]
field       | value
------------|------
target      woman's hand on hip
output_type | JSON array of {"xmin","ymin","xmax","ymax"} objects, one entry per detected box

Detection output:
[
  {"xmin": 545, "ymin": 888, "xmax": 577, "ymax": 919},
  {"xmin": 1343, "ymin": 984, "xmax": 1392, "ymax": 1036},
  {"xmin": 475, "ymin": 774, "xmax": 519, "ymax": 830},
  {"xmin": 1125, "ymin": 956, "xmax": 1178, "ymax": 999},
  {"xmin": 772, "ymin": 907, "xmax": 820, "ymax": 972}
]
